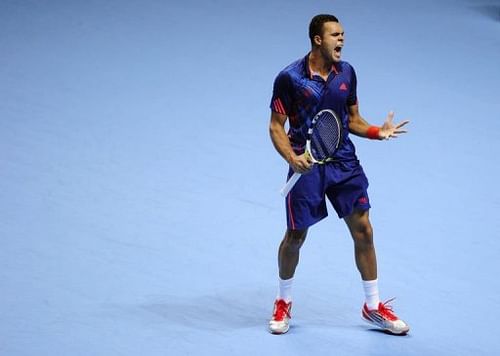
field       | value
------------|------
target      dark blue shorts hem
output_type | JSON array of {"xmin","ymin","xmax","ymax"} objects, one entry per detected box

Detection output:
[
  {"xmin": 286, "ymin": 212, "xmax": 328, "ymax": 231},
  {"xmin": 337, "ymin": 203, "xmax": 371, "ymax": 219}
]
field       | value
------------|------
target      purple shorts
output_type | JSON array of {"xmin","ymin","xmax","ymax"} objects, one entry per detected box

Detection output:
[{"xmin": 285, "ymin": 161, "xmax": 371, "ymax": 230}]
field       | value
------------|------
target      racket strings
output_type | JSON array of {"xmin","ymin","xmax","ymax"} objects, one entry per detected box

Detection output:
[{"xmin": 310, "ymin": 113, "xmax": 341, "ymax": 161}]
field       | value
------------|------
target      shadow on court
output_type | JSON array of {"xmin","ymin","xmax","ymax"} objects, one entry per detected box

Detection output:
[
  {"xmin": 469, "ymin": 1, "xmax": 500, "ymax": 21},
  {"xmin": 140, "ymin": 294, "xmax": 270, "ymax": 331}
]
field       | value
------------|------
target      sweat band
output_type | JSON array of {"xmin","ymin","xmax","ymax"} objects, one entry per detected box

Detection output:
[{"xmin": 366, "ymin": 126, "xmax": 380, "ymax": 140}]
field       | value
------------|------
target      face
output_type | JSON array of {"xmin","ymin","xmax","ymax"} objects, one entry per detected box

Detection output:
[{"xmin": 315, "ymin": 21, "xmax": 344, "ymax": 63}]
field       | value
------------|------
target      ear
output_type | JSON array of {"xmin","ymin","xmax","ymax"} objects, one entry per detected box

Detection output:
[{"xmin": 313, "ymin": 34, "xmax": 322, "ymax": 46}]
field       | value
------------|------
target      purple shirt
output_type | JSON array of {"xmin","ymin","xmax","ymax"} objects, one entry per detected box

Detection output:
[{"xmin": 270, "ymin": 53, "xmax": 359, "ymax": 162}]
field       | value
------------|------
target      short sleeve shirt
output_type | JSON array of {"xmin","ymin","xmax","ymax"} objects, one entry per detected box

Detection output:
[{"xmin": 270, "ymin": 53, "xmax": 359, "ymax": 162}]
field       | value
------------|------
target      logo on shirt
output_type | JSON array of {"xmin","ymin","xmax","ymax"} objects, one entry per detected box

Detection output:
[
  {"xmin": 358, "ymin": 196, "xmax": 368, "ymax": 205},
  {"xmin": 339, "ymin": 83, "xmax": 348, "ymax": 91}
]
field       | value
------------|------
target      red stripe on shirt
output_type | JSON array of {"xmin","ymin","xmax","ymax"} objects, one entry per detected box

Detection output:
[
  {"xmin": 272, "ymin": 100, "xmax": 279, "ymax": 114},
  {"xmin": 274, "ymin": 98, "xmax": 286, "ymax": 115}
]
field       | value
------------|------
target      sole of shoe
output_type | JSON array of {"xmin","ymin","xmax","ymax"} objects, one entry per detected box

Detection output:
[
  {"xmin": 361, "ymin": 316, "xmax": 409, "ymax": 335},
  {"xmin": 268, "ymin": 325, "xmax": 290, "ymax": 335}
]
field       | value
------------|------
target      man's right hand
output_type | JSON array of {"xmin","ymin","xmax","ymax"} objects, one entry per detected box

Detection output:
[{"xmin": 289, "ymin": 152, "xmax": 313, "ymax": 174}]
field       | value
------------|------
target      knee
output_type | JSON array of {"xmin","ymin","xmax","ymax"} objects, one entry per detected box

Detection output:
[
  {"xmin": 352, "ymin": 222, "xmax": 373, "ymax": 245},
  {"xmin": 283, "ymin": 228, "xmax": 307, "ymax": 250}
]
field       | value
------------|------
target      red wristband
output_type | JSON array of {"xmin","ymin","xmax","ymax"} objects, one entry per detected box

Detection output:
[{"xmin": 366, "ymin": 126, "xmax": 380, "ymax": 140}]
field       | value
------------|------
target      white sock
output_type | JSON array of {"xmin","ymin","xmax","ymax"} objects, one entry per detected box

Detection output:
[
  {"xmin": 362, "ymin": 279, "xmax": 380, "ymax": 310},
  {"xmin": 277, "ymin": 277, "xmax": 293, "ymax": 303}
]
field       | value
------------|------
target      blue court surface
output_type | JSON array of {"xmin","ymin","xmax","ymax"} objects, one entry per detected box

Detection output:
[{"xmin": 1, "ymin": 0, "xmax": 499, "ymax": 355}]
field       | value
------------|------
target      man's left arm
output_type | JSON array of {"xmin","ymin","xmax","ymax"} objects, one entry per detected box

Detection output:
[{"xmin": 348, "ymin": 104, "xmax": 409, "ymax": 140}]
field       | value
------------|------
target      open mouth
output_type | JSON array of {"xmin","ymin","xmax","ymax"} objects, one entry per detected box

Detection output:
[{"xmin": 334, "ymin": 46, "xmax": 342, "ymax": 53}]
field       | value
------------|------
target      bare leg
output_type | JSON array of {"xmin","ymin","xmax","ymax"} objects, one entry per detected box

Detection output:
[
  {"xmin": 344, "ymin": 209, "xmax": 377, "ymax": 281},
  {"xmin": 278, "ymin": 228, "xmax": 308, "ymax": 280}
]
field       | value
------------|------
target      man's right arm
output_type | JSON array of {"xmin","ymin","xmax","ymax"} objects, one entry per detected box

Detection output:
[{"xmin": 269, "ymin": 111, "xmax": 312, "ymax": 174}]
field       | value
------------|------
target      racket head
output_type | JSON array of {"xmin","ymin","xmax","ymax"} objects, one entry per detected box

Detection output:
[{"xmin": 306, "ymin": 109, "xmax": 342, "ymax": 162}]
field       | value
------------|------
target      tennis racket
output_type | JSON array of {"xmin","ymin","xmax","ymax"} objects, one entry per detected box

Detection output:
[{"xmin": 280, "ymin": 109, "xmax": 342, "ymax": 197}]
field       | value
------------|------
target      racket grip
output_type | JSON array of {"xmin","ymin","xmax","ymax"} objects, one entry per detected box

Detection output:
[{"xmin": 280, "ymin": 172, "xmax": 302, "ymax": 197}]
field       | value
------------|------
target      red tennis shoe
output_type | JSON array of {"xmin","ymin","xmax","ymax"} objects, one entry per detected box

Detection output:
[
  {"xmin": 362, "ymin": 298, "xmax": 410, "ymax": 335},
  {"xmin": 268, "ymin": 299, "xmax": 292, "ymax": 334}
]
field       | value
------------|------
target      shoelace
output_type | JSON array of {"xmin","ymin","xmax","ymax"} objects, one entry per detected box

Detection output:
[
  {"xmin": 273, "ymin": 300, "xmax": 291, "ymax": 321},
  {"xmin": 378, "ymin": 298, "xmax": 398, "ymax": 321}
]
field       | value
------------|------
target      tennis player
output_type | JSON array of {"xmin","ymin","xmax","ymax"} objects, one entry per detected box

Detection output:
[{"xmin": 268, "ymin": 14, "xmax": 410, "ymax": 335}]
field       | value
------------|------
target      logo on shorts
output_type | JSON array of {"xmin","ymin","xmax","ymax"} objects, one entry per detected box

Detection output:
[{"xmin": 358, "ymin": 196, "xmax": 368, "ymax": 205}]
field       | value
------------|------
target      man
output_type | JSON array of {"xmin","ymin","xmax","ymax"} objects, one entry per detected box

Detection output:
[{"xmin": 268, "ymin": 14, "xmax": 410, "ymax": 335}]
